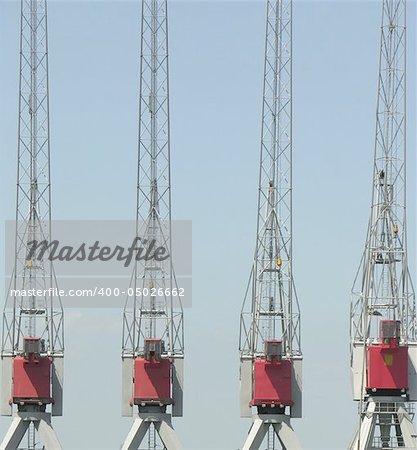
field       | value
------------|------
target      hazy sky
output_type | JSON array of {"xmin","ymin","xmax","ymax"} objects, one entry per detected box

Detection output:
[{"xmin": 0, "ymin": 0, "xmax": 416, "ymax": 449}]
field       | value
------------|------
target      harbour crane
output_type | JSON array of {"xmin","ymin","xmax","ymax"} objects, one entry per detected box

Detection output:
[
  {"xmin": 121, "ymin": 1, "xmax": 184, "ymax": 449},
  {"xmin": 349, "ymin": 1, "xmax": 417, "ymax": 448},
  {"xmin": 239, "ymin": 1, "xmax": 302, "ymax": 449},
  {"xmin": 1, "ymin": 0, "xmax": 64, "ymax": 449}
]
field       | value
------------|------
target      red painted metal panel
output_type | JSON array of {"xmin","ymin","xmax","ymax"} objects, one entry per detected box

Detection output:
[
  {"xmin": 251, "ymin": 358, "xmax": 293, "ymax": 406},
  {"xmin": 367, "ymin": 345, "xmax": 408, "ymax": 390},
  {"xmin": 133, "ymin": 357, "xmax": 172, "ymax": 405},
  {"xmin": 12, "ymin": 356, "xmax": 52, "ymax": 404}
]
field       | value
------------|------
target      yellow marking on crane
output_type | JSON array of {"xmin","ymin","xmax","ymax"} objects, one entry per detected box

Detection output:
[{"xmin": 384, "ymin": 353, "xmax": 394, "ymax": 366}]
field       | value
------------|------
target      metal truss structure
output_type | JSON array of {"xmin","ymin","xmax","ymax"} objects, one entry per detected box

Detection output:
[
  {"xmin": 1, "ymin": 1, "xmax": 64, "ymax": 449},
  {"xmin": 239, "ymin": 1, "xmax": 302, "ymax": 449},
  {"xmin": 349, "ymin": 1, "xmax": 417, "ymax": 448},
  {"xmin": 122, "ymin": 1, "xmax": 184, "ymax": 449}
]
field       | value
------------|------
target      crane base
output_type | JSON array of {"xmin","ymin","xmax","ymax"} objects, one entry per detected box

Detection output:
[
  {"xmin": 349, "ymin": 397, "xmax": 417, "ymax": 450},
  {"xmin": 0, "ymin": 410, "xmax": 62, "ymax": 450},
  {"xmin": 121, "ymin": 411, "xmax": 181, "ymax": 450},
  {"xmin": 241, "ymin": 414, "xmax": 302, "ymax": 450}
]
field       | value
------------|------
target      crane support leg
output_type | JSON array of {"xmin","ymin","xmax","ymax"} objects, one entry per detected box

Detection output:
[
  {"xmin": 34, "ymin": 414, "xmax": 63, "ymax": 449},
  {"xmin": 349, "ymin": 399, "xmax": 417, "ymax": 450},
  {"xmin": 242, "ymin": 414, "xmax": 302, "ymax": 450},
  {"xmin": 121, "ymin": 416, "xmax": 150, "ymax": 450},
  {"xmin": 273, "ymin": 421, "xmax": 303, "ymax": 450},
  {"xmin": 242, "ymin": 417, "xmax": 268, "ymax": 450},
  {"xmin": 397, "ymin": 406, "xmax": 417, "ymax": 448},
  {"xmin": 0, "ymin": 416, "xmax": 28, "ymax": 450},
  {"xmin": 155, "ymin": 415, "xmax": 182, "ymax": 449},
  {"xmin": 349, "ymin": 401, "xmax": 376, "ymax": 450},
  {"xmin": 122, "ymin": 412, "xmax": 182, "ymax": 450},
  {"xmin": 0, "ymin": 412, "xmax": 62, "ymax": 450}
]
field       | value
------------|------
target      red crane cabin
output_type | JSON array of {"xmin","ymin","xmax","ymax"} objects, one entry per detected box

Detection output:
[
  {"xmin": 12, "ymin": 337, "xmax": 52, "ymax": 405},
  {"xmin": 251, "ymin": 339, "xmax": 293, "ymax": 407},
  {"xmin": 133, "ymin": 338, "xmax": 173, "ymax": 406},
  {"xmin": 367, "ymin": 320, "xmax": 408, "ymax": 393}
]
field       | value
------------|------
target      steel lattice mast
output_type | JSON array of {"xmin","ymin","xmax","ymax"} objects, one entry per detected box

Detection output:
[
  {"xmin": 121, "ymin": 1, "xmax": 184, "ymax": 449},
  {"xmin": 1, "ymin": 1, "xmax": 64, "ymax": 449},
  {"xmin": 349, "ymin": 1, "xmax": 417, "ymax": 448},
  {"xmin": 239, "ymin": 1, "xmax": 302, "ymax": 449}
]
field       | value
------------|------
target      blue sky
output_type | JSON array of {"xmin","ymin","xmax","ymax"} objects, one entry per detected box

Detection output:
[{"xmin": 0, "ymin": 0, "xmax": 416, "ymax": 449}]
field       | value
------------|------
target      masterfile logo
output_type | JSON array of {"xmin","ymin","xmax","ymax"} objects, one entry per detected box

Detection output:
[
  {"xmin": 26, "ymin": 236, "xmax": 170, "ymax": 267},
  {"xmin": 4, "ymin": 220, "xmax": 192, "ymax": 308}
]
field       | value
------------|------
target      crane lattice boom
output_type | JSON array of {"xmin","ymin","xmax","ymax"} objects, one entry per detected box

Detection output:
[{"xmin": 239, "ymin": 0, "xmax": 300, "ymax": 361}]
